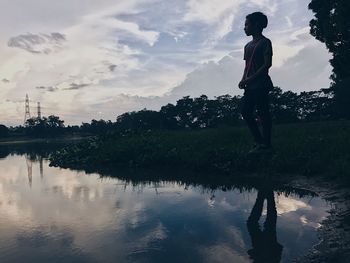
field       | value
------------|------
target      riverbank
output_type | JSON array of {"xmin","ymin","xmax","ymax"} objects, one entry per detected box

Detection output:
[
  {"xmin": 50, "ymin": 120, "xmax": 350, "ymax": 183},
  {"xmin": 292, "ymin": 177, "xmax": 350, "ymax": 263},
  {"xmin": 0, "ymin": 135, "xmax": 90, "ymax": 146}
]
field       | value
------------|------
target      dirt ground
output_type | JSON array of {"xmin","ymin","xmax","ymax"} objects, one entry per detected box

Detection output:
[{"xmin": 289, "ymin": 177, "xmax": 350, "ymax": 263}]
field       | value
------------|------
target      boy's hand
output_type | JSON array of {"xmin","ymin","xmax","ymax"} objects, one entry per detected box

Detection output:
[
  {"xmin": 239, "ymin": 78, "xmax": 253, "ymax": 89},
  {"xmin": 238, "ymin": 80, "xmax": 246, "ymax": 89}
]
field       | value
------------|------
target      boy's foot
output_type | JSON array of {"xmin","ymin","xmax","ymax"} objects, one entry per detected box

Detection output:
[
  {"xmin": 248, "ymin": 144, "xmax": 273, "ymax": 155},
  {"xmin": 247, "ymin": 144, "xmax": 260, "ymax": 154}
]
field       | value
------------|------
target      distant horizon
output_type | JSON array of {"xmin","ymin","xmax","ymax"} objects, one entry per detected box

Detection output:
[
  {"xmin": 6, "ymin": 85, "xmax": 330, "ymax": 128},
  {"xmin": 0, "ymin": 1, "xmax": 331, "ymax": 126}
]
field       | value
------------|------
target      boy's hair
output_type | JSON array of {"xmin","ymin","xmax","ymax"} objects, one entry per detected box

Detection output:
[{"xmin": 246, "ymin": 12, "xmax": 268, "ymax": 29}]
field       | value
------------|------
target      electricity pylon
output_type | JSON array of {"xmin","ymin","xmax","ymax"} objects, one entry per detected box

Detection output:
[
  {"xmin": 24, "ymin": 94, "xmax": 31, "ymax": 125},
  {"xmin": 37, "ymin": 102, "xmax": 41, "ymax": 119}
]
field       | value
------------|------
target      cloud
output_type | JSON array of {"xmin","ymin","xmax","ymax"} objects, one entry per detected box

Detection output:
[
  {"xmin": 275, "ymin": 195, "xmax": 311, "ymax": 215},
  {"xmin": 64, "ymin": 83, "xmax": 90, "ymax": 90},
  {"xmin": 184, "ymin": 0, "xmax": 243, "ymax": 24},
  {"xmin": 285, "ymin": 16, "xmax": 293, "ymax": 28},
  {"xmin": 109, "ymin": 64, "xmax": 117, "ymax": 72},
  {"xmin": 8, "ymin": 32, "xmax": 66, "ymax": 54},
  {"xmin": 247, "ymin": 0, "xmax": 278, "ymax": 14},
  {"xmin": 184, "ymin": 0, "xmax": 244, "ymax": 43},
  {"xmin": 170, "ymin": 54, "xmax": 244, "ymax": 98},
  {"xmin": 36, "ymin": 86, "xmax": 58, "ymax": 92},
  {"xmin": 272, "ymin": 42, "xmax": 332, "ymax": 92},
  {"xmin": 101, "ymin": 17, "xmax": 159, "ymax": 46}
]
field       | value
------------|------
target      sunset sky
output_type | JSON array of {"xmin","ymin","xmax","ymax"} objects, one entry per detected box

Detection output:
[{"xmin": 0, "ymin": 0, "xmax": 332, "ymax": 126}]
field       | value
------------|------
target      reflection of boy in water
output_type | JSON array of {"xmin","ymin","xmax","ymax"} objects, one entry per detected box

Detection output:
[{"xmin": 246, "ymin": 189, "xmax": 283, "ymax": 263}]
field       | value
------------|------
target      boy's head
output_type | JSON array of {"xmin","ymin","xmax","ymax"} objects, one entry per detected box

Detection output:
[{"xmin": 244, "ymin": 12, "xmax": 268, "ymax": 36}]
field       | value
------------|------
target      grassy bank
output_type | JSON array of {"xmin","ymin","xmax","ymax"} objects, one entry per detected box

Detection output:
[
  {"xmin": 0, "ymin": 135, "xmax": 89, "ymax": 145},
  {"xmin": 50, "ymin": 121, "xmax": 350, "ymax": 182}
]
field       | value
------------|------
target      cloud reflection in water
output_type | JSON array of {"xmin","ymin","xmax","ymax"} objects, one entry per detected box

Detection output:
[{"xmin": 0, "ymin": 155, "xmax": 330, "ymax": 263}]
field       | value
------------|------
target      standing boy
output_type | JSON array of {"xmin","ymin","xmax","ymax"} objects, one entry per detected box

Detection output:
[{"xmin": 239, "ymin": 12, "xmax": 274, "ymax": 154}]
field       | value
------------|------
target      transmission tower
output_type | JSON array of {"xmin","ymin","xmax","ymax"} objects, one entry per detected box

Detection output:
[
  {"xmin": 25, "ymin": 155, "xmax": 33, "ymax": 188},
  {"xmin": 37, "ymin": 102, "xmax": 41, "ymax": 119},
  {"xmin": 24, "ymin": 94, "xmax": 31, "ymax": 125}
]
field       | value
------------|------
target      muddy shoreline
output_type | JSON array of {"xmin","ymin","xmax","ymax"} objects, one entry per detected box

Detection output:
[
  {"xmin": 0, "ymin": 136, "xmax": 89, "ymax": 145},
  {"xmin": 287, "ymin": 177, "xmax": 350, "ymax": 263}
]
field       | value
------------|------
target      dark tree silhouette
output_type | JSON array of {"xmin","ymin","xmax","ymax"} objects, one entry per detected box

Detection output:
[
  {"xmin": 215, "ymin": 95, "xmax": 241, "ymax": 126},
  {"xmin": 160, "ymin": 103, "xmax": 181, "ymax": 129},
  {"xmin": 298, "ymin": 89, "xmax": 333, "ymax": 121},
  {"xmin": 269, "ymin": 87, "xmax": 300, "ymax": 123},
  {"xmin": 0, "ymin": 124, "xmax": 9, "ymax": 137},
  {"xmin": 47, "ymin": 115, "xmax": 64, "ymax": 129},
  {"xmin": 24, "ymin": 115, "xmax": 65, "ymax": 137},
  {"xmin": 89, "ymin": 119, "xmax": 113, "ymax": 135},
  {"xmin": 175, "ymin": 96, "xmax": 196, "ymax": 129},
  {"xmin": 116, "ymin": 109, "xmax": 162, "ymax": 132},
  {"xmin": 309, "ymin": 0, "xmax": 350, "ymax": 118}
]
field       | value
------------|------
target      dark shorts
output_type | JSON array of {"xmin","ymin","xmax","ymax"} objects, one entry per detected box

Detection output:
[{"xmin": 241, "ymin": 88, "xmax": 270, "ymax": 116}]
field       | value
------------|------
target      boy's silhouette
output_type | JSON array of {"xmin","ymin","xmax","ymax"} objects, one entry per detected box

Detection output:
[{"xmin": 239, "ymin": 12, "xmax": 274, "ymax": 154}]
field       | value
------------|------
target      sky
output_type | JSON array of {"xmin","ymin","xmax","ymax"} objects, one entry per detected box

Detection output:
[{"xmin": 0, "ymin": 0, "xmax": 332, "ymax": 126}]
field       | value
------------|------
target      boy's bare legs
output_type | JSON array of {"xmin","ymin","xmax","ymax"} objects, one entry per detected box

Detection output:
[
  {"xmin": 241, "ymin": 89, "xmax": 272, "ymax": 150},
  {"xmin": 257, "ymin": 91, "xmax": 272, "ymax": 147},
  {"xmin": 241, "ymin": 90, "xmax": 264, "ymax": 146}
]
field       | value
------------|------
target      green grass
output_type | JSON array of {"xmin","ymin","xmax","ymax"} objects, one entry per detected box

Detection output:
[{"xmin": 50, "ymin": 121, "xmax": 350, "ymax": 181}]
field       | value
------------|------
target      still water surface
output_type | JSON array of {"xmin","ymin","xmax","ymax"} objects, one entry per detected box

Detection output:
[{"xmin": 0, "ymin": 151, "xmax": 330, "ymax": 263}]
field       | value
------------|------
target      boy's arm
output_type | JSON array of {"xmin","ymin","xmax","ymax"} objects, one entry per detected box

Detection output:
[
  {"xmin": 238, "ymin": 57, "xmax": 249, "ymax": 89},
  {"xmin": 241, "ymin": 60, "xmax": 248, "ymax": 81}
]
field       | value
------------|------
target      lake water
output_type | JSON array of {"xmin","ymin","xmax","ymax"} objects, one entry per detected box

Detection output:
[{"xmin": 0, "ymin": 147, "xmax": 331, "ymax": 263}]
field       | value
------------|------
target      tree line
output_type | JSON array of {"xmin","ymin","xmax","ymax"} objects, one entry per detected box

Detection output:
[
  {"xmin": 0, "ymin": 87, "xmax": 335, "ymax": 138},
  {"xmin": 112, "ymin": 87, "xmax": 334, "ymax": 132}
]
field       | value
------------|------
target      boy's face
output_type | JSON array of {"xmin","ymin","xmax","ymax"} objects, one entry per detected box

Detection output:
[{"xmin": 244, "ymin": 19, "xmax": 254, "ymax": 36}]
